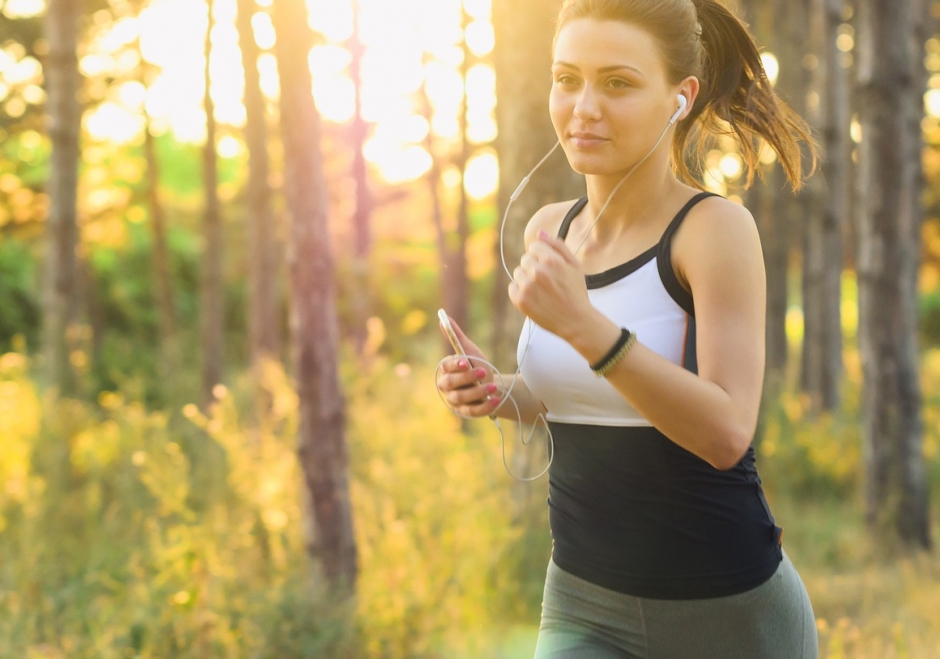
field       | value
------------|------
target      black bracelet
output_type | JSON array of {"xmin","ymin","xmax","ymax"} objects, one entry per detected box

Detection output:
[{"xmin": 590, "ymin": 328, "xmax": 634, "ymax": 376}]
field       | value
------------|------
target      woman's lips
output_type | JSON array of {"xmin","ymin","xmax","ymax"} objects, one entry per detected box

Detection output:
[{"xmin": 569, "ymin": 132, "xmax": 608, "ymax": 148}]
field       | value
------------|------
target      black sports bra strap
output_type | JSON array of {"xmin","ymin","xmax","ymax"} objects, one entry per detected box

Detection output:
[
  {"xmin": 657, "ymin": 191, "xmax": 720, "ymax": 317},
  {"xmin": 556, "ymin": 197, "xmax": 589, "ymax": 240}
]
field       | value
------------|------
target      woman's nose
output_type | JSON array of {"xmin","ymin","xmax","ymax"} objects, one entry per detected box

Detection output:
[{"xmin": 572, "ymin": 86, "xmax": 602, "ymax": 122}]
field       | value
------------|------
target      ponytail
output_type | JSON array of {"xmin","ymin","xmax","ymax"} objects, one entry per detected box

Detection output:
[
  {"xmin": 555, "ymin": 0, "xmax": 817, "ymax": 192},
  {"xmin": 678, "ymin": 0, "xmax": 816, "ymax": 190}
]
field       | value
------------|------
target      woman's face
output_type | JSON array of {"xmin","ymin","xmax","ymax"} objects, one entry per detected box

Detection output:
[{"xmin": 550, "ymin": 19, "xmax": 682, "ymax": 177}]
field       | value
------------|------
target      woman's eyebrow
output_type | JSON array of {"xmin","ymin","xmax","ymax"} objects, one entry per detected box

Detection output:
[{"xmin": 552, "ymin": 61, "xmax": 644, "ymax": 76}]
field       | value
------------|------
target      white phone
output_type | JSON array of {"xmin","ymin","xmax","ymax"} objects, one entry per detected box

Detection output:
[{"xmin": 438, "ymin": 309, "xmax": 466, "ymax": 355}]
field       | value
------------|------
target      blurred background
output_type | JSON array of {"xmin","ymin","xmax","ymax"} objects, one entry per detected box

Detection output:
[{"xmin": 0, "ymin": 0, "xmax": 939, "ymax": 656}]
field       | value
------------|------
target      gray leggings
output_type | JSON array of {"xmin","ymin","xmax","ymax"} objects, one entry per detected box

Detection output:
[{"xmin": 534, "ymin": 552, "xmax": 818, "ymax": 659}]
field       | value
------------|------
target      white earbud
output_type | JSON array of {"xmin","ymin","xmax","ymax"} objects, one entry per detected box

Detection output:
[{"xmin": 669, "ymin": 94, "xmax": 688, "ymax": 125}]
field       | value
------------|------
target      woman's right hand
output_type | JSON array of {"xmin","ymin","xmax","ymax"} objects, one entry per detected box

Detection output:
[{"xmin": 436, "ymin": 318, "xmax": 502, "ymax": 418}]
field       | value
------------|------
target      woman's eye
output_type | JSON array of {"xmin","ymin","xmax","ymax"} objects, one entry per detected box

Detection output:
[
  {"xmin": 555, "ymin": 75, "xmax": 577, "ymax": 86},
  {"xmin": 608, "ymin": 78, "xmax": 631, "ymax": 89}
]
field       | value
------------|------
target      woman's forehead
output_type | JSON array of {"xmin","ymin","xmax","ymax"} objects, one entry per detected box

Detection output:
[{"xmin": 553, "ymin": 18, "xmax": 665, "ymax": 78}]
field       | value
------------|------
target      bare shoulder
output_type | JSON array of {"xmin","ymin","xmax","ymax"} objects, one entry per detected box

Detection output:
[
  {"xmin": 523, "ymin": 199, "xmax": 583, "ymax": 250},
  {"xmin": 671, "ymin": 195, "xmax": 763, "ymax": 290}
]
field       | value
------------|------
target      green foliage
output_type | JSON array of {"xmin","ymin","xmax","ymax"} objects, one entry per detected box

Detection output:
[
  {"xmin": 0, "ymin": 238, "xmax": 40, "ymax": 351},
  {"xmin": 920, "ymin": 288, "xmax": 940, "ymax": 347}
]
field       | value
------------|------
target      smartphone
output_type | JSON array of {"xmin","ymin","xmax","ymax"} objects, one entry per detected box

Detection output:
[{"xmin": 438, "ymin": 309, "xmax": 466, "ymax": 355}]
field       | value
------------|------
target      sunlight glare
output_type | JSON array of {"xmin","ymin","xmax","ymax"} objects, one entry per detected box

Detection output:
[
  {"xmin": 86, "ymin": 102, "xmax": 145, "ymax": 145},
  {"xmin": 258, "ymin": 53, "xmax": 280, "ymax": 98},
  {"xmin": 251, "ymin": 12, "xmax": 276, "ymax": 50},
  {"xmin": 464, "ymin": 151, "xmax": 498, "ymax": 200},
  {"xmin": 466, "ymin": 63, "xmax": 495, "ymax": 109},
  {"xmin": 463, "ymin": 0, "xmax": 491, "ymax": 21},
  {"xmin": 98, "ymin": 16, "xmax": 140, "ymax": 52},
  {"xmin": 465, "ymin": 20, "xmax": 494, "ymax": 57},
  {"xmin": 760, "ymin": 53, "xmax": 779, "ymax": 87},
  {"xmin": 366, "ymin": 141, "xmax": 432, "ymax": 184},
  {"xmin": 307, "ymin": 0, "xmax": 353, "ymax": 42},
  {"xmin": 218, "ymin": 135, "xmax": 243, "ymax": 159},
  {"xmin": 118, "ymin": 80, "xmax": 147, "ymax": 110},
  {"xmin": 926, "ymin": 89, "xmax": 940, "ymax": 118},
  {"xmin": 314, "ymin": 76, "xmax": 356, "ymax": 123},
  {"xmin": 2, "ymin": 0, "xmax": 44, "ymax": 18}
]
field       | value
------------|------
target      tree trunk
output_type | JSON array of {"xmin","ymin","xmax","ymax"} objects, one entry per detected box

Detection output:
[
  {"xmin": 444, "ymin": 6, "xmax": 474, "ymax": 333},
  {"xmin": 348, "ymin": 0, "xmax": 373, "ymax": 353},
  {"xmin": 236, "ymin": 0, "xmax": 279, "ymax": 371},
  {"xmin": 856, "ymin": 0, "xmax": 931, "ymax": 550},
  {"xmin": 739, "ymin": 0, "xmax": 789, "ymax": 381},
  {"xmin": 42, "ymin": 0, "xmax": 82, "ymax": 396},
  {"xmin": 201, "ymin": 0, "xmax": 225, "ymax": 407},
  {"xmin": 272, "ymin": 0, "xmax": 358, "ymax": 592},
  {"xmin": 491, "ymin": 0, "xmax": 584, "ymax": 370},
  {"xmin": 143, "ymin": 117, "xmax": 179, "ymax": 383},
  {"xmin": 802, "ymin": 0, "xmax": 848, "ymax": 412}
]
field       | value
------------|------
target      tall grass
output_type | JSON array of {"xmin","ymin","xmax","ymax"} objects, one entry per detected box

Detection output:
[{"xmin": 0, "ymin": 340, "xmax": 938, "ymax": 658}]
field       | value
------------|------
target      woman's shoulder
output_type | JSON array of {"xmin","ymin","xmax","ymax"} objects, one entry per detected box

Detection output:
[
  {"xmin": 523, "ymin": 198, "xmax": 584, "ymax": 249},
  {"xmin": 674, "ymin": 193, "xmax": 759, "ymax": 252},
  {"xmin": 671, "ymin": 193, "xmax": 763, "ymax": 289}
]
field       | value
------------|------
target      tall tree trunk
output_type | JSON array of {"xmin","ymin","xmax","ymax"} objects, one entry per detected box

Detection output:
[
  {"xmin": 143, "ymin": 116, "xmax": 179, "ymax": 383},
  {"xmin": 42, "ymin": 0, "xmax": 82, "ymax": 396},
  {"xmin": 739, "ymin": 0, "xmax": 789, "ymax": 385},
  {"xmin": 236, "ymin": 0, "xmax": 279, "ymax": 371},
  {"xmin": 444, "ymin": 5, "xmax": 473, "ymax": 333},
  {"xmin": 803, "ymin": 0, "xmax": 848, "ymax": 412},
  {"xmin": 201, "ymin": 0, "xmax": 225, "ymax": 407},
  {"xmin": 856, "ymin": 0, "xmax": 931, "ymax": 550},
  {"xmin": 272, "ymin": 0, "xmax": 357, "ymax": 592},
  {"xmin": 490, "ymin": 0, "xmax": 584, "ymax": 368},
  {"xmin": 349, "ymin": 0, "xmax": 373, "ymax": 353}
]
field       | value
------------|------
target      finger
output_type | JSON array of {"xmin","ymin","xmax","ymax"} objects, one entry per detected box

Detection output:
[
  {"xmin": 438, "ymin": 364, "xmax": 490, "ymax": 391},
  {"xmin": 537, "ymin": 229, "xmax": 580, "ymax": 266}
]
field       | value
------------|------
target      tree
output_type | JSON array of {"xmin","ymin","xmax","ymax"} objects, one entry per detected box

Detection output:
[
  {"xmin": 855, "ymin": 0, "xmax": 931, "ymax": 550},
  {"xmin": 41, "ymin": 0, "xmax": 83, "ymax": 396},
  {"xmin": 236, "ymin": 0, "xmax": 280, "ymax": 373},
  {"xmin": 490, "ymin": 0, "xmax": 583, "ymax": 367},
  {"xmin": 802, "ymin": 0, "xmax": 849, "ymax": 411},
  {"xmin": 347, "ymin": 0, "xmax": 373, "ymax": 353},
  {"xmin": 201, "ymin": 0, "xmax": 225, "ymax": 407},
  {"xmin": 272, "ymin": 0, "xmax": 357, "ymax": 592}
]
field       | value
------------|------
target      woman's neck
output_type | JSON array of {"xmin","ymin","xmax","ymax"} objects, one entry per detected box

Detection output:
[{"xmin": 581, "ymin": 158, "xmax": 680, "ymax": 245}]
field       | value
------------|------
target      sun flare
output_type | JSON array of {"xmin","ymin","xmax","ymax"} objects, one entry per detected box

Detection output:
[{"xmin": 76, "ymin": 0, "xmax": 498, "ymax": 197}]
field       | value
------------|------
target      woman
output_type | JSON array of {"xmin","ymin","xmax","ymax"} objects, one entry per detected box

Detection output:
[{"xmin": 437, "ymin": 0, "xmax": 818, "ymax": 656}]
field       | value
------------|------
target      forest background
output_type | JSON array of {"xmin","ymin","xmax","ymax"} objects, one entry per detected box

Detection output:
[{"xmin": 1, "ymin": 0, "xmax": 939, "ymax": 657}]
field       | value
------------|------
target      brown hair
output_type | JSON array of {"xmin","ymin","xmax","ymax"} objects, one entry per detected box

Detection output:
[{"xmin": 554, "ymin": 0, "xmax": 816, "ymax": 191}]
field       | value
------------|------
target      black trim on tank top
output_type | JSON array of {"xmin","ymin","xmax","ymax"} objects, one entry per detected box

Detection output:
[
  {"xmin": 555, "ymin": 192, "xmax": 720, "ymax": 295},
  {"xmin": 556, "ymin": 196, "xmax": 658, "ymax": 289},
  {"xmin": 683, "ymin": 315, "xmax": 698, "ymax": 374},
  {"xmin": 656, "ymin": 192, "xmax": 719, "ymax": 317}
]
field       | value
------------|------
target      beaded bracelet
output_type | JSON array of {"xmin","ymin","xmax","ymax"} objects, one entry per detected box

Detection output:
[{"xmin": 590, "ymin": 328, "xmax": 637, "ymax": 377}]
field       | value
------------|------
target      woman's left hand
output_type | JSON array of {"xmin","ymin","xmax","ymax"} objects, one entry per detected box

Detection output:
[{"xmin": 508, "ymin": 230, "xmax": 593, "ymax": 339}]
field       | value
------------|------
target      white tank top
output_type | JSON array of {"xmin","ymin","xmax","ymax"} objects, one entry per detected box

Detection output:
[{"xmin": 517, "ymin": 193, "xmax": 714, "ymax": 427}]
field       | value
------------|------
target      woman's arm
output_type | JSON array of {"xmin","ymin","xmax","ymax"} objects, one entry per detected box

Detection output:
[{"xmin": 510, "ymin": 198, "xmax": 765, "ymax": 470}]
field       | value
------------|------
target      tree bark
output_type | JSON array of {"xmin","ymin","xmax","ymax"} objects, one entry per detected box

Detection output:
[
  {"xmin": 802, "ymin": 0, "xmax": 848, "ymax": 412},
  {"xmin": 490, "ymin": 0, "xmax": 584, "ymax": 368},
  {"xmin": 272, "ymin": 0, "xmax": 358, "ymax": 592},
  {"xmin": 41, "ymin": 0, "xmax": 82, "ymax": 396},
  {"xmin": 739, "ymin": 0, "xmax": 790, "ymax": 380},
  {"xmin": 236, "ymin": 0, "xmax": 280, "ymax": 373},
  {"xmin": 143, "ymin": 116, "xmax": 179, "ymax": 382},
  {"xmin": 856, "ymin": 0, "xmax": 931, "ymax": 550},
  {"xmin": 348, "ymin": 0, "xmax": 373, "ymax": 353},
  {"xmin": 201, "ymin": 0, "xmax": 225, "ymax": 407}
]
